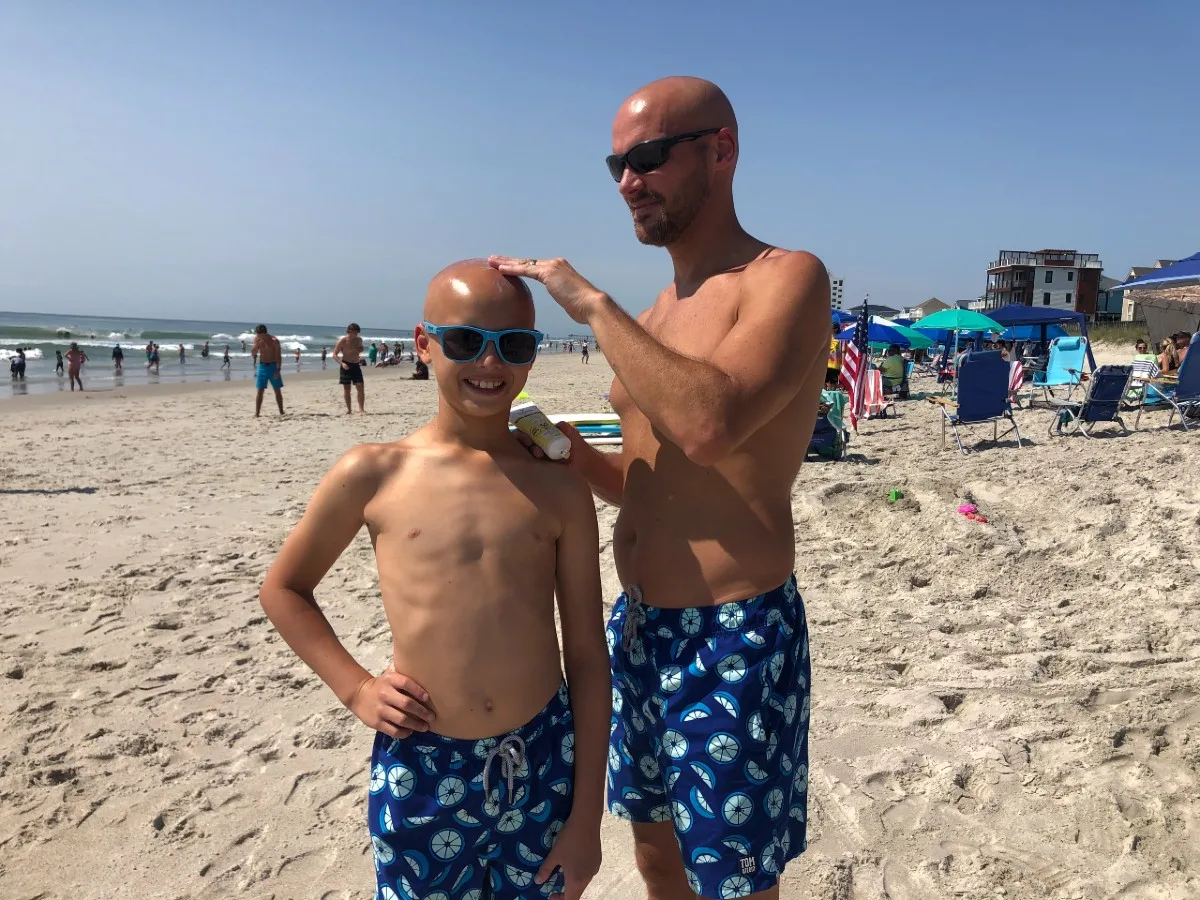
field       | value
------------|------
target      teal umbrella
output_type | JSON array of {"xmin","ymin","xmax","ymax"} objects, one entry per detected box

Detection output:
[
  {"xmin": 913, "ymin": 308, "xmax": 1003, "ymax": 333},
  {"xmin": 872, "ymin": 317, "xmax": 934, "ymax": 350}
]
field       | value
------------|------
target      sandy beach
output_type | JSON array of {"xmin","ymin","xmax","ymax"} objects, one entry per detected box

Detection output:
[{"xmin": 1, "ymin": 350, "xmax": 1197, "ymax": 900}]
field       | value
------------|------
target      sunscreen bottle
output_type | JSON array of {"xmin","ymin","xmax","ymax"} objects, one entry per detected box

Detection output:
[{"xmin": 509, "ymin": 392, "xmax": 571, "ymax": 460}]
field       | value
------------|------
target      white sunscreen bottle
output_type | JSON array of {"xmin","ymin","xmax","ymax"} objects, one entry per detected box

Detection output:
[{"xmin": 509, "ymin": 395, "xmax": 571, "ymax": 460}]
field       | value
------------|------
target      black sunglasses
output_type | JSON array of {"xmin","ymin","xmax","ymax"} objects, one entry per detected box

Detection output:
[{"xmin": 605, "ymin": 128, "xmax": 720, "ymax": 182}]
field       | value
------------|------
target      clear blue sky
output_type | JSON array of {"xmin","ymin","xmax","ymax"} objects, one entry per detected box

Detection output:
[{"xmin": 2, "ymin": 0, "xmax": 1197, "ymax": 334}]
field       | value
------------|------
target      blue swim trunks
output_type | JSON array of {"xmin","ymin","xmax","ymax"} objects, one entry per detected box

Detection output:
[
  {"xmin": 255, "ymin": 361, "xmax": 283, "ymax": 390},
  {"xmin": 606, "ymin": 576, "xmax": 810, "ymax": 899},
  {"xmin": 367, "ymin": 682, "xmax": 575, "ymax": 900}
]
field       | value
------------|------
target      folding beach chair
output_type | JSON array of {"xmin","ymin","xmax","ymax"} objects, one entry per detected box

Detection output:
[
  {"xmin": 926, "ymin": 350, "xmax": 1022, "ymax": 454},
  {"xmin": 1029, "ymin": 336, "xmax": 1087, "ymax": 405},
  {"xmin": 1135, "ymin": 333, "xmax": 1200, "ymax": 430},
  {"xmin": 1047, "ymin": 365, "xmax": 1132, "ymax": 437},
  {"xmin": 808, "ymin": 389, "xmax": 849, "ymax": 460}
]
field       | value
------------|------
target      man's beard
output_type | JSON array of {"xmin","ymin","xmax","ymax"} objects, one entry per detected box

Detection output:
[{"xmin": 630, "ymin": 180, "xmax": 710, "ymax": 247}]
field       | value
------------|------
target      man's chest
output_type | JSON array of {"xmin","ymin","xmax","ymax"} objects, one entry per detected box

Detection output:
[{"xmin": 642, "ymin": 284, "xmax": 741, "ymax": 357}]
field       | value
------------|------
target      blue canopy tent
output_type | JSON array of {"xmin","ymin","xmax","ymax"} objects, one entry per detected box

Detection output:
[
  {"xmin": 832, "ymin": 309, "xmax": 856, "ymax": 326},
  {"xmin": 1119, "ymin": 252, "xmax": 1200, "ymax": 343},
  {"xmin": 985, "ymin": 304, "xmax": 1097, "ymax": 371},
  {"xmin": 1120, "ymin": 251, "xmax": 1200, "ymax": 289}
]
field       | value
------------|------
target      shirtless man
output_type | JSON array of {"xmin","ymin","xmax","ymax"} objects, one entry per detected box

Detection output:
[
  {"xmin": 251, "ymin": 324, "xmax": 285, "ymax": 417},
  {"xmin": 333, "ymin": 322, "xmax": 367, "ymax": 414},
  {"xmin": 65, "ymin": 342, "xmax": 88, "ymax": 391},
  {"xmin": 491, "ymin": 76, "xmax": 829, "ymax": 900},
  {"xmin": 259, "ymin": 262, "xmax": 607, "ymax": 899}
]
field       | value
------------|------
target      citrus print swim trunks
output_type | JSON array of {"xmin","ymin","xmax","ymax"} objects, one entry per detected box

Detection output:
[
  {"xmin": 606, "ymin": 577, "xmax": 811, "ymax": 899},
  {"xmin": 367, "ymin": 682, "xmax": 575, "ymax": 900}
]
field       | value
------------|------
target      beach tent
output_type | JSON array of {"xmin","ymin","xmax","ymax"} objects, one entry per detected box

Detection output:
[
  {"xmin": 1119, "ymin": 251, "xmax": 1200, "ymax": 290},
  {"xmin": 1118, "ymin": 254, "xmax": 1200, "ymax": 343},
  {"xmin": 985, "ymin": 304, "xmax": 1096, "ymax": 371}
]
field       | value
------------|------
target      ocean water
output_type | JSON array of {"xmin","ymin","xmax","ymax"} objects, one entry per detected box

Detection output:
[{"xmin": 1, "ymin": 311, "xmax": 420, "ymax": 398}]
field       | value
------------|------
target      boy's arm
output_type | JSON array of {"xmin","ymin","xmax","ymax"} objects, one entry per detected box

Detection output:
[
  {"xmin": 537, "ymin": 473, "xmax": 606, "ymax": 898},
  {"xmin": 259, "ymin": 446, "xmax": 434, "ymax": 737},
  {"xmin": 332, "ymin": 336, "xmax": 345, "ymax": 365}
]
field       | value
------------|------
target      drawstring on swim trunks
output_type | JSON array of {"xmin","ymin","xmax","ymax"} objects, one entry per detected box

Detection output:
[
  {"xmin": 482, "ymin": 735, "xmax": 526, "ymax": 805},
  {"xmin": 623, "ymin": 584, "xmax": 645, "ymax": 652}
]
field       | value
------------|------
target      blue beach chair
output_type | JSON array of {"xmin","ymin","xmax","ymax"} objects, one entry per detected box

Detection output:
[
  {"xmin": 1047, "ymin": 365, "xmax": 1132, "ymax": 437},
  {"xmin": 1135, "ymin": 333, "xmax": 1200, "ymax": 430},
  {"xmin": 927, "ymin": 350, "xmax": 1022, "ymax": 453},
  {"xmin": 1030, "ymin": 336, "xmax": 1087, "ymax": 404},
  {"xmin": 808, "ymin": 389, "xmax": 849, "ymax": 460}
]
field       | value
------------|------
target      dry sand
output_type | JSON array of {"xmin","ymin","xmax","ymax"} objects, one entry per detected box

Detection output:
[{"xmin": 0, "ymin": 350, "xmax": 1197, "ymax": 900}]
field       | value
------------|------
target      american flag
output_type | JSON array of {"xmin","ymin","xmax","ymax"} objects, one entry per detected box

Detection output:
[{"xmin": 838, "ymin": 298, "xmax": 870, "ymax": 431}]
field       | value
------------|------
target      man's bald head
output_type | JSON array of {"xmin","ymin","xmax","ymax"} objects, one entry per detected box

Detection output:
[
  {"xmin": 423, "ymin": 259, "xmax": 534, "ymax": 328},
  {"xmin": 612, "ymin": 77, "xmax": 738, "ymax": 247},
  {"xmin": 615, "ymin": 76, "xmax": 737, "ymax": 143}
]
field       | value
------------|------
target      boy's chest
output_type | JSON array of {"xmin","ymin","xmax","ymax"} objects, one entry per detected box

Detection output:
[{"xmin": 370, "ymin": 472, "xmax": 560, "ymax": 566}]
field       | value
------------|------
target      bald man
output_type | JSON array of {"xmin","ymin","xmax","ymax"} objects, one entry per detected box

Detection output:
[
  {"xmin": 260, "ymin": 261, "xmax": 608, "ymax": 900},
  {"xmin": 492, "ymin": 77, "xmax": 829, "ymax": 900}
]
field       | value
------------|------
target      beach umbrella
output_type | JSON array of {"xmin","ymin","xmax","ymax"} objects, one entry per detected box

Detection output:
[
  {"xmin": 912, "ymin": 308, "xmax": 1003, "ymax": 333},
  {"xmin": 871, "ymin": 317, "xmax": 934, "ymax": 350},
  {"xmin": 832, "ymin": 309, "xmax": 855, "ymax": 326},
  {"xmin": 837, "ymin": 321, "xmax": 911, "ymax": 347}
]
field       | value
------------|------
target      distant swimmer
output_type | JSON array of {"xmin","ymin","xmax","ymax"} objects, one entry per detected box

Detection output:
[
  {"xmin": 251, "ymin": 324, "xmax": 285, "ymax": 417},
  {"xmin": 294, "ymin": 346, "xmax": 302, "ymax": 367},
  {"xmin": 333, "ymin": 322, "xmax": 366, "ymax": 414},
  {"xmin": 65, "ymin": 342, "xmax": 88, "ymax": 392},
  {"xmin": 320, "ymin": 346, "xmax": 327, "ymax": 369},
  {"xmin": 201, "ymin": 341, "xmax": 210, "ymax": 358},
  {"xmin": 55, "ymin": 350, "xmax": 65, "ymax": 376},
  {"xmin": 112, "ymin": 344, "xmax": 124, "ymax": 374},
  {"xmin": 221, "ymin": 345, "xmax": 231, "ymax": 369}
]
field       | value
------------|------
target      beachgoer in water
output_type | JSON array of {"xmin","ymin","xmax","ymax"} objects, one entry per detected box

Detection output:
[
  {"xmin": 10, "ymin": 348, "xmax": 26, "ymax": 381},
  {"xmin": 489, "ymin": 76, "xmax": 827, "ymax": 900},
  {"xmin": 112, "ymin": 344, "xmax": 124, "ymax": 373},
  {"xmin": 258, "ymin": 260, "xmax": 606, "ymax": 900},
  {"xmin": 320, "ymin": 346, "xmax": 327, "ymax": 369},
  {"xmin": 251, "ymin": 324, "xmax": 285, "ymax": 417},
  {"xmin": 333, "ymin": 322, "xmax": 367, "ymax": 414},
  {"xmin": 221, "ymin": 345, "xmax": 231, "ymax": 369},
  {"xmin": 202, "ymin": 341, "xmax": 210, "ymax": 358},
  {"xmin": 55, "ymin": 350, "xmax": 65, "ymax": 376},
  {"xmin": 65, "ymin": 342, "xmax": 88, "ymax": 392}
]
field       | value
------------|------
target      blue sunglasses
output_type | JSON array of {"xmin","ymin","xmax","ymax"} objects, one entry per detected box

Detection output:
[{"xmin": 422, "ymin": 322, "xmax": 544, "ymax": 366}]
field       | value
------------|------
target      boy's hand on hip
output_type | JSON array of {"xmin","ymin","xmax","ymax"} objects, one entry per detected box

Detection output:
[
  {"xmin": 348, "ymin": 666, "xmax": 435, "ymax": 738},
  {"xmin": 535, "ymin": 815, "xmax": 601, "ymax": 900}
]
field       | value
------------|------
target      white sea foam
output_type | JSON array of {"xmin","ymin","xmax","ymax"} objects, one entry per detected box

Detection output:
[{"xmin": 1, "ymin": 347, "xmax": 44, "ymax": 360}]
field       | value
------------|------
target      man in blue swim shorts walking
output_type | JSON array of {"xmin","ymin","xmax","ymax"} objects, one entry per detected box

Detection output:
[
  {"xmin": 491, "ymin": 76, "xmax": 830, "ymax": 899},
  {"xmin": 251, "ymin": 323, "xmax": 285, "ymax": 417}
]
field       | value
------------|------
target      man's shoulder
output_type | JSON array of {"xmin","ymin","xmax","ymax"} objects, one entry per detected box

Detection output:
[{"xmin": 746, "ymin": 248, "xmax": 827, "ymax": 289}]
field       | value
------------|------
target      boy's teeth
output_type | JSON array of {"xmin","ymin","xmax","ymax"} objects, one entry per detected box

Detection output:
[{"xmin": 467, "ymin": 379, "xmax": 503, "ymax": 389}]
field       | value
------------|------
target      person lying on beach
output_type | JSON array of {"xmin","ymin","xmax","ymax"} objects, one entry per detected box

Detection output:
[{"xmin": 259, "ymin": 260, "xmax": 606, "ymax": 900}]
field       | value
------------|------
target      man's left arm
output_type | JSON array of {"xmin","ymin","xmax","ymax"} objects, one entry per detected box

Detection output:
[{"xmin": 589, "ymin": 252, "xmax": 830, "ymax": 466}]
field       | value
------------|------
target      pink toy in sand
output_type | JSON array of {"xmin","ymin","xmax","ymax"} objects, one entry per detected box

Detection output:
[{"xmin": 957, "ymin": 504, "xmax": 977, "ymax": 515}]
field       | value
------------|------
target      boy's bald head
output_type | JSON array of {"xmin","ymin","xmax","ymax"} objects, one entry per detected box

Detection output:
[{"xmin": 423, "ymin": 259, "xmax": 535, "ymax": 328}]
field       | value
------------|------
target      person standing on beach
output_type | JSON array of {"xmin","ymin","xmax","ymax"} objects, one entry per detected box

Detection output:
[
  {"xmin": 65, "ymin": 342, "xmax": 88, "ymax": 392},
  {"xmin": 490, "ymin": 76, "xmax": 828, "ymax": 900},
  {"xmin": 332, "ymin": 322, "xmax": 366, "ymax": 414},
  {"xmin": 258, "ymin": 261, "xmax": 607, "ymax": 900},
  {"xmin": 251, "ymin": 324, "xmax": 285, "ymax": 417}
]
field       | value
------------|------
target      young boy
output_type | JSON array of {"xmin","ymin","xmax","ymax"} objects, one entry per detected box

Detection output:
[{"xmin": 259, "ymin": 260, "xmax": 607, "ymax": 900}]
